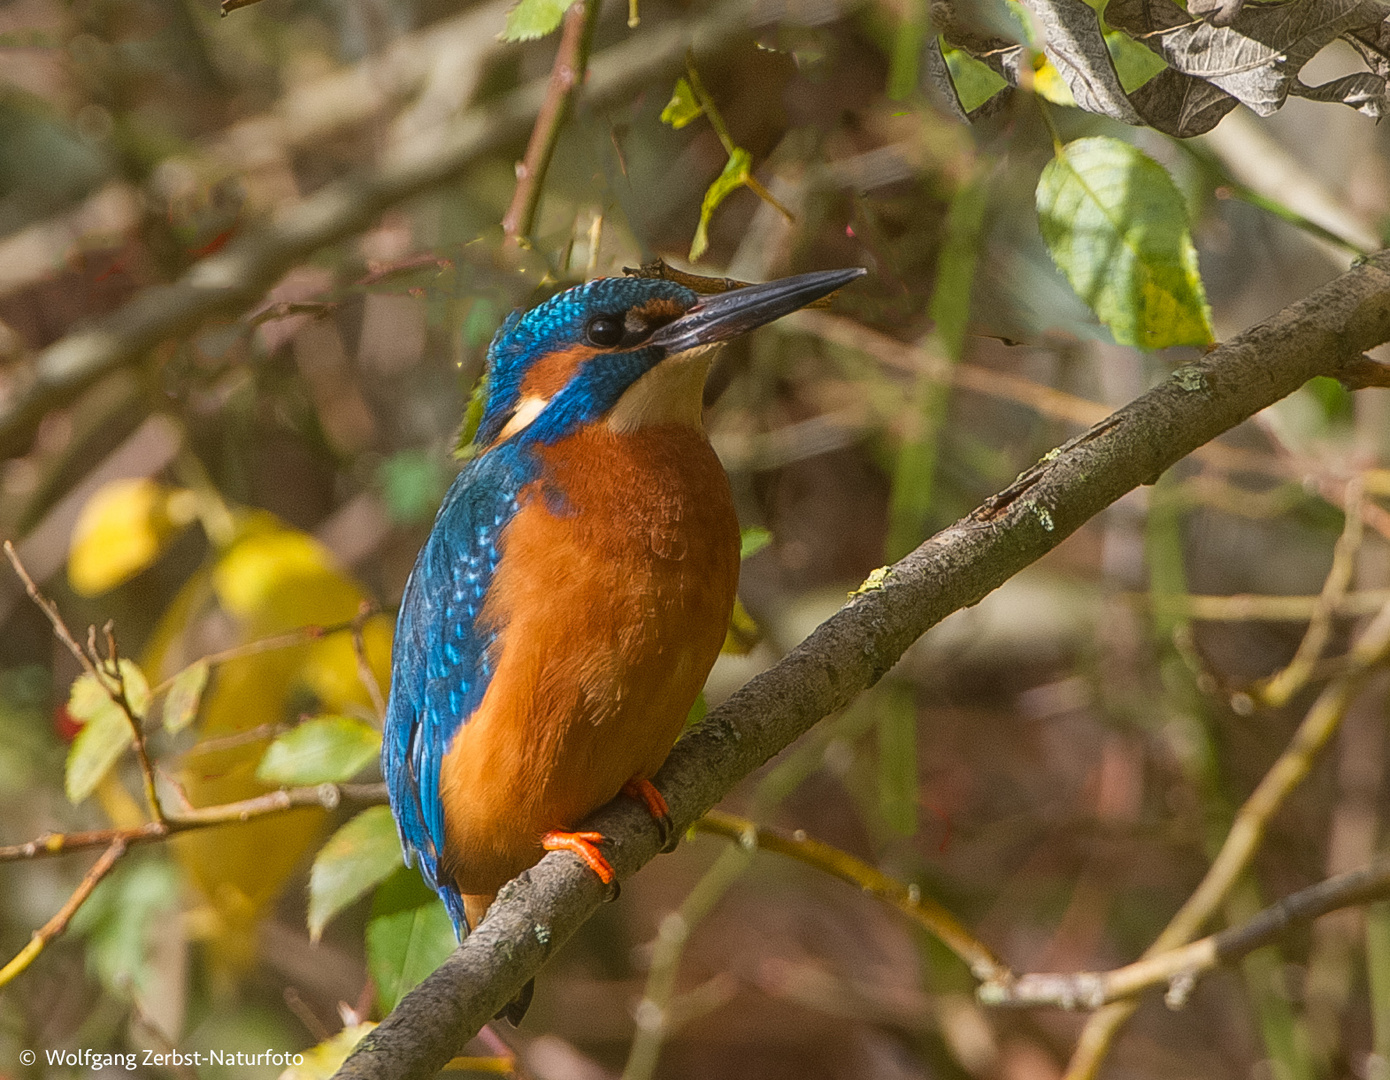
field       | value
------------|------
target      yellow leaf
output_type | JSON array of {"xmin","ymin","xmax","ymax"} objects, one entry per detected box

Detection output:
[
  {"xmin": 68, "ymin": 479, "xmax": 195, "ymax": 597},
  {"xmin": 280, "ymin": 1024, "xmax": 376, "ymax": 1080}
]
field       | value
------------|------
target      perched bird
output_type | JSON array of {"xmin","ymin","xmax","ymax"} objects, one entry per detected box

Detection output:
[{"xmin": 382, "ymin": 266, "xmax": 865, "ymax": 1003}]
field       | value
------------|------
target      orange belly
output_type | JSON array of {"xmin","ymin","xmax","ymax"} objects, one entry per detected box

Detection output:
[{"xmin": 437, "ymin": 422, "xmax": 739, "ymax": 902}]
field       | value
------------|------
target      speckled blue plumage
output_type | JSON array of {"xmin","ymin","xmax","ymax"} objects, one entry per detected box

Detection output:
[{"xmin": 383, "ymin": 276, "xmax": 696, "ymax": 935}]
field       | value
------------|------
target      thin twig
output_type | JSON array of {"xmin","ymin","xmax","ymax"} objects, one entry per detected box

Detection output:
[
  {"xmin": 501, "ymin": 0, "xmax": 601, "ymax": 246},
  {"xmin": 101, "ymin": 623, "xmax": 165, "ymax": 823},
  {"xmin": 0, "ymin": 839, "xmax": 127, "ymax": 987},
  {"xmin": 1257, "ymin": 479, "xmax": 1364, "ymax": 707},
  {"xmin": 981, "ymin": 860, "xmax": 1390, "ymax": 1009},
  {"xmin": 3, "ymin": 541, "xmax": 99, "ymax": 681},
  {"xmin": 352, "ymin": 601, "xmax": 388, "ymax": 723},
  {"xmin": 1145, "ymin": 589, "xmax": 1390, "ymax": 622},
  {"xmin": 1066, "ymin": 595, "xmax": 1390, "ymax": 1079},
  {"xmin": 621, "ymin": 841, "xmax": 754, "ymax": 1080},
  {"xmin": 5, "ymin": 543, "xmax": 166, "ymax": 821},
  {"xmin": 0, "ymin": 783, "xmax": 387, "ymax": 863},
  {"xmin": 694, "ymin": 810, "xmax": 1008, "ymax": 983}
]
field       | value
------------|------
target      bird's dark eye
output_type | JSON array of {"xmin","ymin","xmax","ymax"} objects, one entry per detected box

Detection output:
[{"xmin": 585, "ymin": 314, "xmax": 624, "ymax": 347}]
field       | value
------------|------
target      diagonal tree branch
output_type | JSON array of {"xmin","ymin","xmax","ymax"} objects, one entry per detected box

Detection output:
[
  {"xmin": 331, "ymin": 255, "xmax": 1390, "ymax": 1080},
  {"xmin": 0, "ymin": 0, "xmax": 753, "ymax": 460}
]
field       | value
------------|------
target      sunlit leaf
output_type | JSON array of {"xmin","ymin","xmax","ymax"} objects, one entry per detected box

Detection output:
[
  {"xmin": 685, "ymin": 690, "xmax": 707, "ymax": 730},
  {"xmin": 162, "ymin": 659, "xmax": 209, "ymax": 734},
  {"xmin": 308, "ymin": 806, "xmax": 403, "ymax": 941},
  {"xmin": 454, "ymin": 372, "xmax": 490, "ymax": 460},
  {"xmin": 256, "ymin": 715, "xmax": 382, "ymax": 786},
  {"xmin": 68, "ymin": 479, "xmax": 197, "ymax": 597},
  {"xmin": 941, "ymin": 40, "xmax": 1007, "ymax": 112},
  {"xmin": 279, "ymin": 1023, "xmax": 376, "ymax": 1080},
  {"xmin": 1104, "ymin": 27, "xmax": 1166, "ymax": 92},
  {"xmin": 660, "ymin": 77, "xmax": 704, "ymax": 129},
  {"xmin": 721, "ymin": 597, "xmax": 761, "ymax": 655},
  {"xmin": 500, "ymin": 0, "xmax": 574, "ymax": 41},
  {"xmin": 66, "ymin": 660, "xmax": 150, "ymax": 805},
  {"xmin": 739, "ymin": 526, "xmax": 772, "ymax": 560},
  {"xmin": 689, "ymin": 148, "xmax": 751, "ymax": 263},
  {"xmin": 367, "ymin": 869, "xmax": 457, "ymax": 1013},
  {"xmin": 1032, "ymin": 54, "xmax": 1077, "ymax": 105},
  {"xmin": 1036, "ymin": 136, "xmax": 1213, "ymax": 349}
]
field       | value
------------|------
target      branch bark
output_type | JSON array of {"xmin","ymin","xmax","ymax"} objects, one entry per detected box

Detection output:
[
  {"xmin": 331, "ymin": 256, "xmax": 1390, "ymax": 1080},
  {"xmin": 0, "ymin": 1, "xmax": 753, "ymax": 459}
]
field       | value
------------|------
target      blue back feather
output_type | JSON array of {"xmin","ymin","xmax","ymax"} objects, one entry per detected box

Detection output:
[{"xmin": 383, "ymin": 277, "xmax": 695, "ymax": 935}]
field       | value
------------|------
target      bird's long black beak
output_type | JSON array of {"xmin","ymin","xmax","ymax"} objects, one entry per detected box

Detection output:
[{"xmin": 649, "ymin": 267, "xmax": 866, "ymax": 355}]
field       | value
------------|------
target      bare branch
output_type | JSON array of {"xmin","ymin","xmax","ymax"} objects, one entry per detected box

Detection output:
[
  {"xmin": 1067, "ymin": 590, "xmax": 1390, "ymax": 1077},
  {"xmin": 981, "ymin": 860, "xmax": 1390, "ymax": 1009},
  {"xmin": 0, "ymin": 839, "xmax": 127, "ymax": 987},
  {"xmin": 501, "ymin": 0, "xmax": 602, "ymax": 246},
  {"xmin": 0, "ymin": 783, "xmax": 387, "ymax": 863}
]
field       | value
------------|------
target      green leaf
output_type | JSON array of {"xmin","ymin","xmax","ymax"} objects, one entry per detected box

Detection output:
[
  {"xmin": 500, "ymin": 0, "xmax": 575, "ymax": 41},
  {"xmin": 1103, "ymin": 28, "xmax": 1166, "ymax": 92},
  {"xmin": 739, "ymin": 526, "xmax": 772, "ymax": 560},
  {"xmin": 689, "ymin": 148, "xmax": 751, "ymax": 263},
  {"xmin": 367, "ymin": 869, "xmax": 458, "ymax": 1013},
  {"xmin": 876, "ymin": 681, "xmax": 918, "ymax": 837},
  {"xmin": 684, "ymin": 690, "xmax": 708, "ymax": 731},
  {"xmin": 941, "ymin": 41, "xmax": 1007, "ymax": 112},
  {"xmin": 256, "ymin": 715, "xmax": 382, "ymax": 786},
  {"xmin": 162, "ymin": 659, "xmax": 208, "ymax": 734},
  {"xmin": 308, "ymin": 806, "xmax": 404, "ymax": 941},
  {"xmin": 66, "ymin": 660, "xmax": 150, "ymax": 804},
  {"xmin": 661, "ymin": 77, "xmax": 704, "ymax": 129},
  {"xmin": 453, "ymin": 371, "xmax": 490, "ymax": 461},
  {"xmin": 1036, "ymin": 137, "xmax": 1213, "ymax": 350},
  {"xmin": 377, "ymin": 450, "xmax": 449, "ymax": 524},
  {"xmin": 70, "ymin": 857, "xmax": 180, "ymax": 996}
]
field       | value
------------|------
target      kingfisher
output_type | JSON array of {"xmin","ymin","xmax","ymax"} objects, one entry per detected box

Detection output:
[{"xmin": 382, "ymin": 266, "xmax": 865, "ymax": 1009}]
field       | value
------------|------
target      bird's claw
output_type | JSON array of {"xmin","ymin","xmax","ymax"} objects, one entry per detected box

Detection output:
[
  {"xmin": 541, "ymin": 829, "xmax": 616, "ymax": 886},
  {"xmin": 622, "ymin": 777, "xmax": 677, "ymax": 852}
]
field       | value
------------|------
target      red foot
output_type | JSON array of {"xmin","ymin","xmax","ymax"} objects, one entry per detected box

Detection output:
[
  {"xmin": 622, "ymin": 777, "xmax": 671, "ymax": 825},
  {"xmin": 542, "ymin": 830, "xmax": 615, "ymax": 884}
]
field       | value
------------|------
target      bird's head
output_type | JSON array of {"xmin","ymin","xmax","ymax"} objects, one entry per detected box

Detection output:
[{"xmin": 473, "ymin": 267, "xmax": 865, "ymax": 449}]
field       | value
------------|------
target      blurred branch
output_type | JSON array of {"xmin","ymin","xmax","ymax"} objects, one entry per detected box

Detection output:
[
  {"xmin": 0, "ymin": 0, "xmax": 754, "ymax": 459},
  {"xmin": 694, "ymin": 810, "xmax": 1008, "ymax": 983},
  {"xmin": 1067, "ymin": 592, "xmax": 1390, "ymax": 1078},
  {"xmin": 330, "ymin": 247, "xmax": 1390, "ymax": 1080},
  {"xmin": 0, "ymin": 783, "xmax": 387, "ymax": 863},
  {"xmin": 982, "ymin": 860, "xmax": 1390, "ymax": 1009},
  {"xmin": 0, "ymin": 839, "xmax": 126, "ymax": 987},
  {"xmin": 501, "ymin": 0, "xmax": 602, "ymax": 246},
  {"xmin": 621, "ymin": 841, "xmax": 753, "ymax": 1080},
  {"xmin": 1146, "ymin": 589, "xmax": 1390, "ymax": 622},
  {"xmin": 1256, "ymin": 481, "xmax": 1364, "ymax": 707}
]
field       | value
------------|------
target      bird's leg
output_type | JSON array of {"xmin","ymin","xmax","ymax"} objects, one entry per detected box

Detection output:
[
  {"xmin": 621, "ymin": 776, "xmax": 676, "ymax": 851},
  {"xmin": 541, "ymin": 830, "xmax": 616, "ymax": 889}
]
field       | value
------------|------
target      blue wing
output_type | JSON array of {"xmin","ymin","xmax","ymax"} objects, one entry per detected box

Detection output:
[{"xmin": 383, "ymin": 444, "xmax": 530, "ymax": 935}]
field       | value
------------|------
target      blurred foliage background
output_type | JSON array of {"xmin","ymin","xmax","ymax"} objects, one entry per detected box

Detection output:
[{"xmin": 1, "ymin": 0, "xmax": 1389, "ymax": 1076}]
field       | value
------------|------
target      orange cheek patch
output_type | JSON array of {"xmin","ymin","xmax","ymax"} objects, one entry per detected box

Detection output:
[{"xmin": 522, "ymin": 344, "xmax": 599, "ymax": 398}]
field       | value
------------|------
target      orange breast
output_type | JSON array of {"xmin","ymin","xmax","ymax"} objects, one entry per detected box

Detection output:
[{"xmin": 438, "ymin": 422, "xmax": 739, "ymax": 896}]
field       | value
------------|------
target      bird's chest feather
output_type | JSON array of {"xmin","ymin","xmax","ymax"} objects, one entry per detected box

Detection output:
[{"xmin": 438, "ymin": 422, "xmax": 739, "ymax": 891}]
